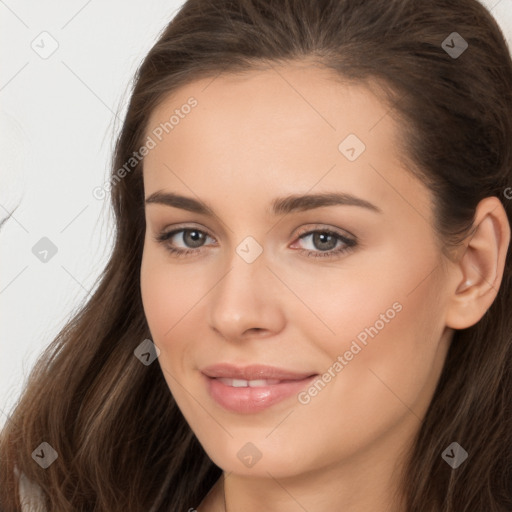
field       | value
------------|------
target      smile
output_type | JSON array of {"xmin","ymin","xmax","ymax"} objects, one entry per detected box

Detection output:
[{"xmin": 202, "ymin": 373, "xmax": 318, "ymax": 413}]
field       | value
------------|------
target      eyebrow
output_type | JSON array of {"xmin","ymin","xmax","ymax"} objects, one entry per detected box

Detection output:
[{"xmin": 144, "ymin": 190, "xmax": 382, "ymax": 216}]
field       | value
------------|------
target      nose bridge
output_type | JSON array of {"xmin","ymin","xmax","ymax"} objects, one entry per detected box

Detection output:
[{"xmin": 208, "ymin": 238, "xmax": 284, "ymax": 339}]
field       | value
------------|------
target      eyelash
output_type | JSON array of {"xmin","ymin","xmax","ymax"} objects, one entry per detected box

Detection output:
[{"xmin": 154, "ymin": 226, "xmax": 357, "ymax": 260}]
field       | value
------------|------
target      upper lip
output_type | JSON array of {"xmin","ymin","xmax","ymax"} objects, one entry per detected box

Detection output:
[{"xmin": 201, "ymin": 363, "xmax": 316, "ymax": 381}]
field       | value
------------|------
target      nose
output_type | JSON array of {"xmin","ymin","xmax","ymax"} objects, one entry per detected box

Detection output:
[{"xmin": 207, "ymin": 247, "xmax": 286, "ymax": 342}]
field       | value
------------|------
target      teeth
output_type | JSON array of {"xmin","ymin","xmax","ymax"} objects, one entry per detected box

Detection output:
[
  {"xmin": 217, "ymin": 378, "xmax": 281, "ymax": 387},
  {"xmin": 232, "ymin": 379, "xmax": 249, "ymax": 387}
]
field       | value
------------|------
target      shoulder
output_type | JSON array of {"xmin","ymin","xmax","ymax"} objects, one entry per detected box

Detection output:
[{"xmin": 14, "ymin": 465, "xmax": 47, "ymax": 512}]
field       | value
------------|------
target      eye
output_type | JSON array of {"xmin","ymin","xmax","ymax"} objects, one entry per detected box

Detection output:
[
  {"xmin": 154, "ymin": 227, "xmax": 216, "ymax": 257},
  {"xmin": 291, "ymin": 228, "xmax": 357, "ymax": 259}
]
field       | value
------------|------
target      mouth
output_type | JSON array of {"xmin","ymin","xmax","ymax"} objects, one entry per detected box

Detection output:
[{"xmin": 201, "ymin": 363, "xmax": 318, "ymax": 413}]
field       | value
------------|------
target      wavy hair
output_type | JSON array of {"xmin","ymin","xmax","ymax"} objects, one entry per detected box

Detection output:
[{"xmin": 1, "ymin": 0, "xmax": 511, "ymax": 510}]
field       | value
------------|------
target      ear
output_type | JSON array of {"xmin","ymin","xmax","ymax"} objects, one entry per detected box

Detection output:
[{"xmin": 444, "ymin": 196, "xmax": 510, "ymax": 330}]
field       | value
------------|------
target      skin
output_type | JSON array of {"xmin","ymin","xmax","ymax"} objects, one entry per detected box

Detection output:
[{"xmin": 139, "ymin": 61, "xmax": 510, "ymax": 512}]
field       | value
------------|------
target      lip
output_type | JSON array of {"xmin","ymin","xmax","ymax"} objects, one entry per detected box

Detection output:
[{"xmin": 201, "ymin": 363, "xmax": 318, "ymax": 413}]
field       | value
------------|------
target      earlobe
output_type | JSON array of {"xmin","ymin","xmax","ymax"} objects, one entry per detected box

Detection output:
[{"xmin": 445, "ymin": 197, "xmax": 510, "ymax": 330}]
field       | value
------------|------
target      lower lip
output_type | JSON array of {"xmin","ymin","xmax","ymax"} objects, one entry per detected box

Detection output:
[{"xmin": 203, "ymin": 374, "xmax": 318, "ymax": 413}]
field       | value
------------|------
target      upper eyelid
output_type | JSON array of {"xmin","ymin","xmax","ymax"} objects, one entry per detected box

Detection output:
[
  {"xmin": 163, "ymin": 225, "xmax": 217, "ymax": 241},
  {"xmin": 295, "ymin": 224, "xmax": 355, "ymax": 239}
]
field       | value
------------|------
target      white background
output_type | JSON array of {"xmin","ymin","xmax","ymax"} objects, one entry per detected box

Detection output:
[{"xmin": 1, "ymin": 0, "xmax": 511, "ymax": 429}]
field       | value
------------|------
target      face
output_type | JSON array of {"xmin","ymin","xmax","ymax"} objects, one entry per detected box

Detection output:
[{"xmin": 140, "ymin": 62, "xmax": 454, "ymax": 481}]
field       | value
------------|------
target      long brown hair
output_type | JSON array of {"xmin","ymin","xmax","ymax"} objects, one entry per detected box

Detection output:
[{"xmin": 1, "ymin": 0, "xmax": 511, "ymax": 510}]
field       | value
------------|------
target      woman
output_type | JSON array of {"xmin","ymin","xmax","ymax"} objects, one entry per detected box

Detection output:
[{"xmin": 1, "ymin": 0, "xmax": 511, "ymax": 510}]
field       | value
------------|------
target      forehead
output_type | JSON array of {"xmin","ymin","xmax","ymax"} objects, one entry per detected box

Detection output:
[
  {"xmin": 145, "ymin": 62, "xmax": 396, "ymax": 149},
  {"xmin": 142, "ymin": 62, "xmax": 430, "ymax": 220}
]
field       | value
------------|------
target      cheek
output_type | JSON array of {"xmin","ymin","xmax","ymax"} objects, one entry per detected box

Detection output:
[
  {"xmin": 311, "ymin": 275, "xmax": 445, "ymax": 429},
  {"xmin": 140, "ymin": 250, "xmax": 191, "ymax": 348},
  {"xmin": 278, "ymin": 273, "xmax": 447, "ymax": 474},
  {"xmin": 140, "ymin": 259, "xmax": 173, "ymax": 340},
  {"xmin": 140, "ymin": 248, "xmax": 215, "ymax": 375}
]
